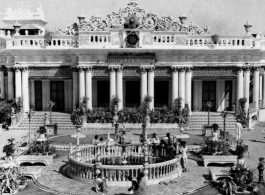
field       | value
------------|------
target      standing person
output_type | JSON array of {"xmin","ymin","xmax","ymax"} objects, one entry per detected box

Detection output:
[
  {"xmin": 235, "ymin": 119, "xmax": 243, "ymax": 140},
  {"xmin": 179, "ymin": 141, "xmax": 188, "ymax": 172},
  {"xmin": 92, "ymin": 135, "xmax": 100, "ymax": 145},
  {"xmin": 119, "ymin": 131, "xmax": 126, "ymax": 144}
]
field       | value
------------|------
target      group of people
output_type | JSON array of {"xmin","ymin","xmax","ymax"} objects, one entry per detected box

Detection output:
[{"xmin": 91, "ymin": 135, "xmax": 105, "ymax": 145}]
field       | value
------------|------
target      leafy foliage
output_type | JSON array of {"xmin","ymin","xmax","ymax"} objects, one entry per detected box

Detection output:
[
  {"xmin": 0, "ymin": 166, "xmax": 27, "ymax": 194},
  {"xmin": 200, "ymin": 136, "xmax": 231, "ymax": 155},
  {"xmin": 0, "ymin": 98, "xmax": 21, "ymax": 127},
  {"xmin": 26, "ymin": 140, "xmax": 56, "ymax": 155}
]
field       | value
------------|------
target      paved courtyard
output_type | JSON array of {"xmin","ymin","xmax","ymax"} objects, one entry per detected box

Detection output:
[{"xmin": 0, "ymin": 122, "xmax": 264, "ymax": 195}]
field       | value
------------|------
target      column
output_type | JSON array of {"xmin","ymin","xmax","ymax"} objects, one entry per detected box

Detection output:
[
  {"xmin": 7, "ymin": 68, "xmax": 14, "ymax": 100},
  {"xmin": 216, "ymin": 80, "xmax": 225, "ymax": 111},
  {"xmin": 78, "ymin": 68, "xmax": 85, "ymax": 106},
  {"xmin": 116, "ymin": 67, "xmax": 123, "ymax": 110},
  {"xmin": 42, "ymin": 80, "xmax": 50, "ymax": 111},
  {"xmin": 15, "ymin": 68, "xmax": 22, "ymax": 98},
  {"xmin": 236, "ymin": 67, "xmax": 244, "ymax": 111},
  {"xmin": 263, "ymin": 68, "xmax": 265, "ymax": 107},
  {"xmin": 260, "ymin": 76, "xmax": 263, "ymax": 100},
  {"xmin": 244, "ymin": 67, "xmax": 250, "ymax": 112},
  {"xmin": 72, "ymin": 68, "xmax": 78, "ymax": 109},
  {"xmin": 29, "ymin": 80, "xmax": 35, "ymax": 110},
  {"xmin": 0, "ymin": 67, "xmax": 4, "ymax": 99},
  {"xmin": 148, "ymin": 67, "xmax": 155, "ymax": 110},
  {"xmin": 85, "ymin": 67, "xmax": 92, "ymax": 110},
  {"xmin": 178, "ymin": 67, "xmax": 186, "ymax": 108},
  {"xmin": 109, "ymin": 67, "xmax": 116, "ymax": 108},
  {"xmin": 22, "ymin": 67, "xmax": 29, "ymax": 112},
  {"xmin": 185, "ymin": 68, "xmax": 192, "ymax": 110},
  {"xmin": 141, "ymin": 67, "xmax": 148, "ymax": 103},
  {"xmin": 253, "ymin": 67, "xmax": 260, "ymax": 108},
  {"xmin": 171, "ymin": 67, "xmax": 178, "ymax": 109}
]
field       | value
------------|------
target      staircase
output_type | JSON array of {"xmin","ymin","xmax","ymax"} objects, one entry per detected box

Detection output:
[
  {"xmin": 10, "ymin": 111, "xmax": 237, "ymax": 132},
  {"xmin": 188, "ymin": 112, "xmax": 236, "ymax": 131},
  {"xmin": 10, "ymin": 112, "xmax": 75, "ymax": 131}
]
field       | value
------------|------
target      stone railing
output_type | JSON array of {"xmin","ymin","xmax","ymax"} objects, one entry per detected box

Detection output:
[
  {"xmin": 68, "ymin": 143, "xmax": 182, "ymax": 186},
  {"xmin": 0, "ymin": 37, "xmax": 6, "ymax": 49},
  {"xmin": 2, "ymin": 32, "xmax": 258, "ymax": 50},
  {"xmin": 143, "ymin": 33, "xmax": 254, "ymax": 49},
  {"xmin": 6, "ymin": 35, "xmax": 78, "ymax": 49}
]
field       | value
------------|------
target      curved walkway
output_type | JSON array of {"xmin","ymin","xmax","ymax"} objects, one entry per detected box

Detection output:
[{"xmin": 37, "ymin": 156, "xmax": 209, "ymax": 195}]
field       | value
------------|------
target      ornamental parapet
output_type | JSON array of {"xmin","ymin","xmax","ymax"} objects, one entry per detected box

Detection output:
[{"xmin": 1, "ymin": 33, "xmax": 258, "ymax": 50}]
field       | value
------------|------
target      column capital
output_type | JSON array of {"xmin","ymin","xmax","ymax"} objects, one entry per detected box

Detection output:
[
  {"xmin": 186, "ymin": 67, "xmax": 193, "ymax": 72},
  {"xmin": 140, "ymin": 65, "xmax": 155, "ymax": 72},
  {"xmin": 252, "ymin": 66, "xmax": 261, "ymax": 71},
  {"xmin": 84, "ymin": 66, "xmax": 93, "ymax": 72},
  {"xmin": 171, "ymin": 66, "xmax": 179, "ymax": 72},
  {"xmin": 108, "ymin": 65, "xmax": 121, "ymax": 72},
  {"xmin": 14, "ymin": 67, "xmax": 22, "ymax": 72},
  {"xmin": 179, "ymin": 67, "xmax": 186, "ymax": 72},
  {"xmin": 77, "ymin": 67, "xmax": 85, "ymax": 72},
  {"xmin": 7, "ymin": 67, "xmax": 13, "ymax": 72},
  {"xmin": 21, "ymin": 67, "xmax": 29, "ymax": 72},
  {"xmin": 236, "ymin": 66, "xmax": 243, "ymax": 72},
  {"xmin": 244, "ymin": 66, "xmax": 251, "ymax": 72},
  {"xmin": 116, "ymin": 66, "xmax": 123, "ymax": 72}
]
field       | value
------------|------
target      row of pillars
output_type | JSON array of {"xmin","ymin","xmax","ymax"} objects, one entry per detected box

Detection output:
[
  {"xmin": 72, "ymin": 66, "xmax": 193, "ymax": 111},
  {"xmin": 0, "ymin": 67, "xmax": 29, "ymax": 112},
  {"xmin": 236, "ymin": 66, "xmax": 265, "ymax": 112}
]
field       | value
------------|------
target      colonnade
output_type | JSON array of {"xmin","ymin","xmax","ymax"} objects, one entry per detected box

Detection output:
[
  {"xmin": 0, "ymin": 67, "xmax": 29, "ymax": 112},
  {"xmin": 237, "ymin": 66, "xmax": 265, "ymax": 112}
]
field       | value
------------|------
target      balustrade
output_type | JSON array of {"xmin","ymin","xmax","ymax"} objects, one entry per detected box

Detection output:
[{"xmin": 68, "ymin": 143, "xmax": 182, "ymax": 185}]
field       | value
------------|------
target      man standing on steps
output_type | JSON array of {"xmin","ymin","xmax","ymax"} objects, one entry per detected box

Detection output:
[{"xmin": 235, "ymin": 119, "xmax": 243, "ymax": 140}]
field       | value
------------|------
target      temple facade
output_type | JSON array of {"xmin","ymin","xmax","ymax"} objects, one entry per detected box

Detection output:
[{"xmin": 0, "ymin": 0, "xmax": 265, "ymax": 114}]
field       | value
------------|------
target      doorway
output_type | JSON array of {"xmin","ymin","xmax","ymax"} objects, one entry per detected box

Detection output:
[
  {"xmin": 202, "ymin": 81, "xmax": 216, "ymax": 111},
  {"xmin": 97, "ymin": 80, "xmax": 110, "ymax": 108},
  {"xmin": 154, "ymin": 81, "xmax": 169, "ymax": 107},
  {"xmin": 50, "ymin": 81, "xmax": 64, "ymax": 111},
  {"xmin": 34, "ymin": 81, "xmax": 42, "ymax": 111},
  {"xmin": 125, "ymin": 81, "xmax": 140, "ymax": 107}
]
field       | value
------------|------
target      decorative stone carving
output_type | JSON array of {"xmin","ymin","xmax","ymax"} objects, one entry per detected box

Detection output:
[
  {"xmin": 204, "ymin": 55, "xmax": 212, "ymax": 62},
  {"xmin": 191, "ymin": 56, "xmax": 199, "ymax": 62},
  {"xmin": 175, "ymin": 36, "xmax": 187, "ymax": 45},
  {"xmin": 65, "ymin": 55, "xmax": 72, "ymax": 62},
  {"xmin": 29, "ymin": 68, "xmax": 72, "ymax": 78},
  {"xmin": 142, "ymin": 34, "xmax": 153, "ymax": 45},
  {"xmin": 26, "ymin": 56, "xmax": 33, "ymax": 62},
  {"xmin": 4, "ymin": 3, "xmax": 45, "ymax": 21},
  {"xmin": 123, "ymin": 68, "xmax": 140, "ymax": 77},
  {"xmin": 52, "ymin": 55, "xmax": 60, "ymax": 62},
  {"xmin": 167, "ymin": 55, "xmax": 174, "ymax": 62},
  {"xmin": 217, "ymin": 56, "xmax": 225, "ymax": 62},
  {"xmin": 90, "ymin": 55, "xmax": 98, "ymax": 62},
  {"xmin": 111, "ymin": 34, "xmax": 123, "ymax": 46},
  {"xmin": 40, "ymin": 56, "xmax": 47, "ymax": 62},
  {"xmin": 231, "ymin": 56, "xmax": 238, "ymax": 62},
  {"xmin": 193, "ymin": 68, "xmax": 236, "ymax": 76},
  {"xmin": 107, "ymin": 53, "xmax": 156, "ymax": 64},
  {"xmin": 92, "ymin": 68, "xmax": 109, "ymax": 77},
  {"xmin": 72, "ymin": 0, "xmax": 210, "ymax": 34},
  {"xmin": 79, "ymin": 35, "xmax": 90, "ymax": 46},
  {"xmin": 154, "ymin": 69, "xmax": 170, "ymax": 77},
  {"xmin": 140, "ymin": 13, "xmax": 158, "ymax": 29}
]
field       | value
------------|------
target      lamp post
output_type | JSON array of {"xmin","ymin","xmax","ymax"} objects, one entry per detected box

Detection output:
[
  {"xmin": 207, "ymin": 101, "xmax": 212, "ymax": 125},
  {"xmin": 48, "ymin": 100, "xmax": 55, "ymax": 124},
  {"xmin": 220, "ymin": 110, "xmax": 228, "ymax": 140},
  {"xmin": 26, "ymin": 108, "xmax": 34, "ymax": 145}
]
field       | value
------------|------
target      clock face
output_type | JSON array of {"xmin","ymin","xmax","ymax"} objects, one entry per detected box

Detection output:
[{"xmin": 126, "ymin": 33, "xmax": 139, "ymax": 47}]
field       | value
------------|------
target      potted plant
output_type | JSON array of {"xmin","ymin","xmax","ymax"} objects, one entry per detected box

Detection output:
[
  {"xmin": 238, "ymin": 98, "xmax": 247, "ymax": 111},
  {"xmin": 112, "ymin": 95, "xmax": 121, "ymax": 106},
  {"xmin": 37, "ymin": 126, "xmax": 47, "ymax": 138},
  {"xmin": 211, "ymin": 34, "xmax": 220, "ymax": 44}
]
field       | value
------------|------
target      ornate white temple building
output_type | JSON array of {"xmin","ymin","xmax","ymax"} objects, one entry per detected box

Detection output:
[{"xmin": 0, "ymin": 0, "xmax": 264, "ymax": 115}]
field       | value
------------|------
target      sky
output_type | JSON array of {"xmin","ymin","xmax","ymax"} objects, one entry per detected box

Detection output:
[{"xmin": 0, "ymin": 0, "xmax": 264, "ymax": 35}]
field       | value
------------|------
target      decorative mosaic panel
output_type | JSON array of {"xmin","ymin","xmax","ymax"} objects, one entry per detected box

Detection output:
[{"xmin": 29, "ymin": 68, "xmax": 72, "ymax": 78}]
